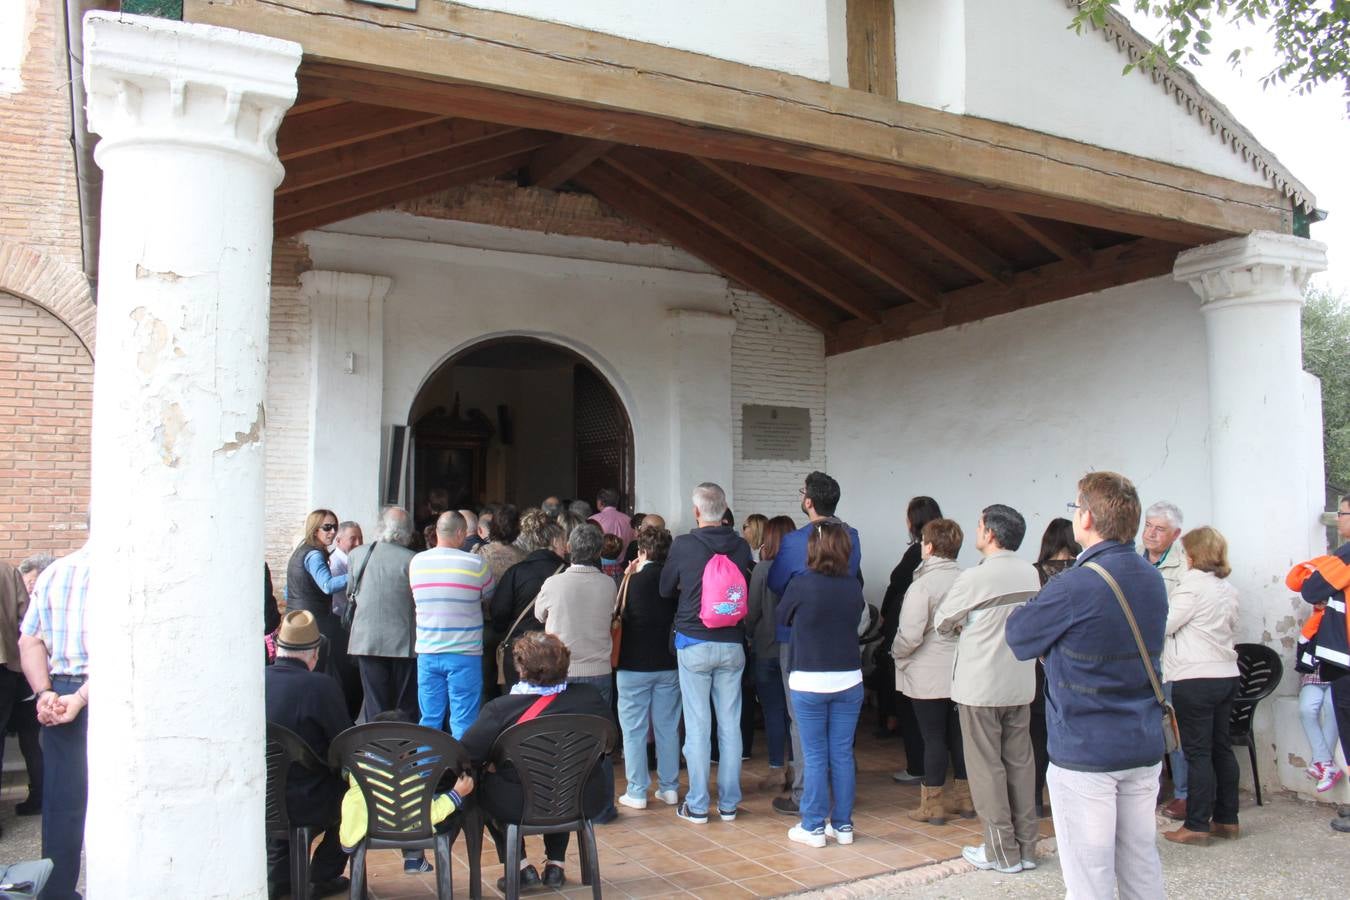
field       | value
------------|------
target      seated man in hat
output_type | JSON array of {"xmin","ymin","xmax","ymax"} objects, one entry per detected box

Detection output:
[{"xmin": 265, "ymin": 611, "xmax": 353, "ymax": 900}]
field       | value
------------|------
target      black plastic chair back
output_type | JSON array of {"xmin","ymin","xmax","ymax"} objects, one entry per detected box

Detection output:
[
  {"xmin": 1231, "ymin": 642, "xmax": 1282, "ymax": 740},
  {"xmin": 489, "ymin": 713, "xmax": 617, "ymax": 828},
  {"xmin": 329, "ymin": 722, "xmax": 468, "ymax": 847},
  {"xmin": 265, "ymin": 722, "xmax": 329, "ymax": 837}
]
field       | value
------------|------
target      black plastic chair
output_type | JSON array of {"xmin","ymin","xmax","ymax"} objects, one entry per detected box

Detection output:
[
  {"xmin": 329, "ymin": 722, "xmax": 483, "ymax": 900},
  {"xmin": 487, "ymin": 713, "xmax": 617, "ymax": 900},
  {"xmin": 1230, "ymin": 642, "xmax": 1283, "ymax": 806},
  {"xmin": 265, "ymin": 723, "xmax": 333, "ymax": 899}
]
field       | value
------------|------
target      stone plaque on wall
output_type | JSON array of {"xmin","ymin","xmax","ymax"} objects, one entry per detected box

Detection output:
[{"xmin": 742, "ymin": 405, "xmax": 811, "ymax": 460}]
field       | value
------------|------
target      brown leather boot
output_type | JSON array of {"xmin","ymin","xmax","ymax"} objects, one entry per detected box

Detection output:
[
  {"xmin": 906, "ymin": 785, "xmax": 946, "ymax": 825},
  {"xmin": 1164, "ymin": 826, "xmax": 1211, "ymax": 845},
  {"xmin": 946, "ymin": 778, "xmax": 977, "ymax": 819},
  {"xmin": 1211, "ymin": 822, "xmax": 1240, "ymax": 840}
]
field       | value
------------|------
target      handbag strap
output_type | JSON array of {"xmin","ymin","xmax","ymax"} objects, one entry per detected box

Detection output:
[
  {"xmin": 1084, "ymin": 561, "xmax": 1165, "ymax": 707},
  {"xmin": 614, "ymin": 571, "xmax": 633, "ymax": 623},
  {"xmin": 349, "ymin": 541, "xmax": 379, "ymax": 598},
  {"xmin": 504, "ymin": 562, "xmax": 567, "ymax": 641},
  {"xmin": 515, "ymin": 692, "xmax": 558, "ymax": 723}
]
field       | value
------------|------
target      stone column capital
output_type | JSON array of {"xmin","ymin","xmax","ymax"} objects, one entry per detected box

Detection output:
[
  {"xmin": 1173, "ymin": 230, "xmax": 1327, "ymax": 313},
  {"xmin": 83, "ymin": 12, "xmax": 301, "ymax": 185},
  {"xmin": 299, "ymin": 270, "xmax": 394, "ymax": 304}
]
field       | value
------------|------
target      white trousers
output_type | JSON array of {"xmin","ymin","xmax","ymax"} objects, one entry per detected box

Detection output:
[{"xmin": 1047, "ymin": 762, "xmax": 1164, "ymax": 900}]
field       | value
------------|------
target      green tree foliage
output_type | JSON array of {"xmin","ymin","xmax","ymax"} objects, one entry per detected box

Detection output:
[
  {"xmin": 1072, "ymin": 1, "xmax": 1349, "ymax": 110},
  {"xmin": 1303, "ymin": 288, "xmax": 1350, "ymax": 490}
]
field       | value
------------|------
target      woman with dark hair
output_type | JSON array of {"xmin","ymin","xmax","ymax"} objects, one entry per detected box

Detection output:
[
  {"xmin": 285, "ymin": 509, "xmax": 348, "ymax": 680},
  {"xmin": 1029, "ymin": 517, "xmax": 1082, "ymax": 815},
  {"xmin": 744, "ymin": 515, "xmax": 797, "ymax": 791},
  {"xmin": 615, "ymin": 526, "xmax": 681, "ymax": 809},
  {"xmin": 880, "ymin": 496, "xmax": 942, "ymax": 783},
  {"xmin": 489, "ymin": 512, "xmax": 567, "ymax": 689},
  {"xmin": 461, "ymin": 632, "xmax": 613, "ymax": 891},
  {"xmin": 776, "ymin": 522, "xmax": 866, "ymax": 848}
]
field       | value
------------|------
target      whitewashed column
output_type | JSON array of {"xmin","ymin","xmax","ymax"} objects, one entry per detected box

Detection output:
[
  {"xmin": 301, "ymin": 270, "xmax": 392, "ymax": 534},
  {"xmin": 82, "ymin": 13, "xmax": 299, "ymax": 898},
  {"xmin": 666, "ymin": 309, "xmax": 736, "ymax": 530}
]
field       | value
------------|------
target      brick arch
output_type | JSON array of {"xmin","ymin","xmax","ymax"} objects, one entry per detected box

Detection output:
[{"xmin": 0, "ymin": 240, "xmax": 96, "ymax": 355}]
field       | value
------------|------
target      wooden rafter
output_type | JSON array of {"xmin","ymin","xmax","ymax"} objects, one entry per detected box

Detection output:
[
  {"xmin": 279, "ymin": 119, "xmax": 516, "ymax": 195},
  {"xmin": 277, "ymin": 102, "xmax": 447, "ymax": 160},
  {"xmin": 526, "ymin": 137, "xmax": 616, "ymax": 189},
  {"xmin": 999, "ymin": 212, "xmax": 1095, "ymax": 268},
  {"xmin": 698, "ymin": 160, "xmax": 942, "ymax": 308},
  {"xmin": 275, "ymin": 129, "xmax": 553, "ymax": 225},
  {"xmin": 575, "ymin": 165, "xmax": 842, "ymax": 334},
  {"xmin": 290, "ymin": 94, "xmax": 345, "ymax": 116},
  {"xmin": 606, "ymin": 151, "xmax": 885, "ymax": 324},
  {"xmin": 842, "ymin": 185, "xmax": 1015, "ymax": 285},
  {"xmin": 827, "ymin": 239, "xmax": 1179, "ymax": 354}
]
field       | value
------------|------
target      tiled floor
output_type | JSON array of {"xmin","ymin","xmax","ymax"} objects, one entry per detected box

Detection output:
[{"xmin": 354, "ymin": 726, "xmax": 1056, "ymax": 899}]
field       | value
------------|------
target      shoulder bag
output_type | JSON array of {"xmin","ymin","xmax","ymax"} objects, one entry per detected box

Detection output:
[
  {"xmin": 496, "ymin": 562, "xmax": 566, "ymax": 686},
  {"xmin": 342, "ymin": 541, "xmax": 378, "ymax": 632},
  {"xmin": 611, "ymin": 571, "xmax": 632, "ymax": 669},
  {"xmin": 1084, "ymin": 561, "xmax": 1181, "ymax": 755}
]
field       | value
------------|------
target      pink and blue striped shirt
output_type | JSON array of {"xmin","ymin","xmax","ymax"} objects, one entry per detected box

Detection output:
[
  {"xmin": 409, "ymin": 546, "xmax": 495, "ymax": 656},
  {"xmin": 20, "ymin": 544, "xmax": 92, "ymax": 677}
]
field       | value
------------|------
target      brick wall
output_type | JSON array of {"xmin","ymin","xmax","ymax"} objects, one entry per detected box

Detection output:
[
  {"xmin": 264, "ymin": 240, "xmax": 313, "ymax": 578},
  {"xmin": 729, "ymin": 290, "xmax": 828, "ymax": 523},
  {"xmin": 0, "ymin": 292, "xmax": 92, "ymax": 563}
]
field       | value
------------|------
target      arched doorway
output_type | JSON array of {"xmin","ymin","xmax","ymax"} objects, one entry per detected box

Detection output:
[{"xmin": 406, "ymin": 337, "xmax": 634, "ymax": 520}]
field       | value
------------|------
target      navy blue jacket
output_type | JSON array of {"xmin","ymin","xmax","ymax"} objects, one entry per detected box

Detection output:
[
  {"xmin": 1300, "ymin": 542, "xmax": 1350, "ymax": 675},
  {"xmin": 776, "ymin": 571, "xmax": 865, "ymax": 673},
  {"xmin": 767, "ymin": 518, "xmax": 861, "ymax": 641},
  {"xmin": 1005, "ymin": 540, "xmax": 1168, "ymax": 772},
  {"xmin": 660, "ymin": 526, "xmax": 753, "ymax": 643}
]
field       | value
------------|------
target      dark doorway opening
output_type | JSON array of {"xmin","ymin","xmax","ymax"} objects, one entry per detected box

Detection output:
[{"xmin": 408, "ymin": 338, "xmax": 633, "ymax": 520}]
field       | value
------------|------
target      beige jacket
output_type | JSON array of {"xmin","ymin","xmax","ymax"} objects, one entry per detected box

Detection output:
[
  {"xmin": 1148, "ymin": 542, "xmax": 1189, "ymax": 598},
  {"xmin": 891, "ymin": 557, "xmax": 962, "ymax": 700},
  {"xmin": 1162, "ymin": 568, "xmax": 1240, "ymax": 682},
  {"xmin": 536, "ymin": 564, "xmax": 618, "ymax": 678},
  {"xmin": 935, "ymin": 550, "xmax": 1041, "ymax": 707},
  {"xmin": 0, "ymin": 562, "xmax": 27, "ymax": 672}
]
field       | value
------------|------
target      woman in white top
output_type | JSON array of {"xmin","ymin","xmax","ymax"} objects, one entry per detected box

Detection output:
[{"xmin": 1162, "ymin": 526, "xmax": 1241, "ymax": 846}]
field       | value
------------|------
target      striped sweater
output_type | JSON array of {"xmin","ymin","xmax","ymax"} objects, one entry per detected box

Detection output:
[{"xmin": 409, "ymin": 547, "xmax": 496, "ymax": 655}]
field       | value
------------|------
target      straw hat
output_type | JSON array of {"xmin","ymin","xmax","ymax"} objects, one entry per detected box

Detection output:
[{"xmin": 275, "ymin": 610, "xmax": 321, "ymax": 651}]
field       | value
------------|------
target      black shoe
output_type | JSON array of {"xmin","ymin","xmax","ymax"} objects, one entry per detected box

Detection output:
[
  {"xmin": 1338, "ymin": 804, "xmax": 1350, "ymax": 818},
  {"xmin": 892, "ymin": 770, "xmax": 924, "ymax": 785},
  {"xmin": 497, "ymin": 865, "xmax": 542, "ymax": 892},
  {"xmin": 1333, "ymin": 817, "xmax": 1350, "ymax": 833},
  {"xmin": 772, "ymin": 796, "xmax": 799, "ymax": 816},
  {"xmin": 542, "ymin": 863, "xmax": 566, "ymax": 888},
  {"xmin": 311, "ymin": 876, "xmax": 350, "ymax": 898},
  {"xmin": 15, "ymin": 797, "xmax": 41, "ymax": 816},
  {"xmin": 267, "ymin": 884, "xmax": 288, "ymax": 900}
]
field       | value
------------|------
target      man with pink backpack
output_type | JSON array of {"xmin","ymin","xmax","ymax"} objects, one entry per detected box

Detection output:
[{"xmin": 659, "ymin": 482, "xmax": 755, "ymax": 825}]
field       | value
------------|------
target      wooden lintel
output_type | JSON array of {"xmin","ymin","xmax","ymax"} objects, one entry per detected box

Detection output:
[
  {"xmin": 279, "ymin": 119, "xmax": 515, "ymax": 195},
  {"xmin": 277, "ymin": 102, "xmax": 447, "ymax": 160},
  {"xmin": 276, "ymin": 129, "xmax": 549, "ymax": 224},
  {"xmin": 999, "ymin": 211, "xmax": 1095, "ymax": 268},
  {"xmin": 276, "ymin": 152, "xmax": 535, "ymax": 237},
  {"xmin": 575, "ymin": 166, "xmax": 841, "ymax": 334},
  {"xmin": 843, "ymin": 185, "xmax": 1015, "ymax": 285},
  {"xmin": 827, "ymin": 239, "xmax": 1179, "ymax": 355},
  {"xmin": 606, "ymin": 151, "xmax": 885, "ymax": 324},
  {"xmin": 846, "ymin": 0, "xmax": 897, "ymax": 99},
  {"xmin": 699, "ymin": 160, "xmax": 941, "ymax": 308},
  {"xmin": 526, "ymin": 137, "xmax": 617, "ymax": 189},
  {"xmin": 185, "ymin": 0, "xmax": 1296, "ymax": 242}
]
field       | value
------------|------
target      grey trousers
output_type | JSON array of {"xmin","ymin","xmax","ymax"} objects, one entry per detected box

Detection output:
[
  {"xmin": 780, "ymin": 644, "xmax": 804, "ymax": 801},
  {"xmin": 958, "ymin": 703, "xmax": 1039, "ymax": 869},
  {"xmin": 1047, "ymin": 762, "xmax": 1164, "ymax": 900}
]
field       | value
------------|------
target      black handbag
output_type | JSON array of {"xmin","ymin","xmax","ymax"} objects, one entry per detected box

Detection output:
[{"xmin": 342, "ymin": 541, "xmax": 378, "ymax": 632}]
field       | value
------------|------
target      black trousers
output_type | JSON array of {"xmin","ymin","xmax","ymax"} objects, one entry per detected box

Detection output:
[
  {"xmin": 896, "ymin": 694, "xmax": 926, "ymax": 777},
  {"xmin": 355, "ymin": 655, "xmax": 419, "ymax": 723},
  {"xmin": 1030, "ymin": 663, "xmax": 1048, "ymax": 807},
  {"xmin": 0, "ymin": 669, "xmax": 42, "ymax": 800},
  {"xmin": 41, "ymin": 675, "xmax": 88, "ymax": 900},
  {"xmin": 1331, "ymin": 674, "xmax": 1350, "ymax": 762},
  {"xmin": 911, "ymin": 697, "xmax": 966, "ymax": 787},
  {"xmin": 266, "ymin": 779, "xmax": 347, "ymax": 887},
  {"xmin": 1173, "ymin": 676, "xmax": 1240, "ymax": 832}
]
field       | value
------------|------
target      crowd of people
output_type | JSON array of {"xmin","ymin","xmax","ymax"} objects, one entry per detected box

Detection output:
[{"xmin": 5, "ymin": 473, "xmax": 1350, "ymax": 900}]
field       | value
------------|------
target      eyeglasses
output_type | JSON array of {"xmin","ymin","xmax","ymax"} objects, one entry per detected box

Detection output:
[
  {"xmin": 1339, "ymin": 511, "xmax": 1350, "ymax": 518},
  {"xmin": 798, "ymin": 487, "xmax": 807, "ymax": 496},
  {"xmin": 1065, "ymin": 502, "xmax": 1083, "ymax": 514},
  {"xmin": 319, "ymin": 523, "xmax": 338, "ymax": 532},
  {"xmin": 1141, "ymin": 523, "xmax": 1173, "ymax": 535}
]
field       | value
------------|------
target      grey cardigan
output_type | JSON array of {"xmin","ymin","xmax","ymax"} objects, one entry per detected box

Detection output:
[
  {"xmin": 742, "ymin": 562, "xmax": 780, "ymax": 659},
  {"xmin": 346, "ymin": 541, "xmax": 418, "ymax": 658}
]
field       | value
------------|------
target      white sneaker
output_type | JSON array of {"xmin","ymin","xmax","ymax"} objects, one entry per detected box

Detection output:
[
  {"xmin": 618, "ymin": 793, "xmax": 647, "ymax": 810},
  {"xmin": 655, "ymin": 789, "xmax": 679, "ymax": 806},
  {"xmin": 824, "ymin": 824, "xmax": 854, "ymax": 845},
  {"xmin": 788, "ymin": 824, "xmax": 826, "ymax": 848},
  {"xmin": 962, "ymin": 844, "xmax": 1023, "ymax": 874},
  {"xmin": 1307, "ymin": 762, "xmax": 1325, "ymax": 781}
]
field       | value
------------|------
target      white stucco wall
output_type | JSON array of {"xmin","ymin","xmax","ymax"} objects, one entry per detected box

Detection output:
[
  {"xmin": 448, "ymin": 0, "xmax": 833, "ymax": 81},
  {"xmin": 826, "ymin": 275, "xmax": 1214, "ymax": 607}
]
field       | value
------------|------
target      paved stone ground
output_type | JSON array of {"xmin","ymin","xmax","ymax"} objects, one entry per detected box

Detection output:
[{"xmin": 791, "ymin": 792, "xmax": 1350, "ymax": 899}]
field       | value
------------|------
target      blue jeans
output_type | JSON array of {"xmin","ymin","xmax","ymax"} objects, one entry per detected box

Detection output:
[
  {"xmin": 615, "ymin": 669, "xmax": 682, "ymax": 796},
  {"xmin": 677, "ymin": 641, "xmax": 745, "ymax": 814},
  {"xmin": 43, "ymin": 674, "xmax": 88, "ymax": 900},
  {"xmin": 791, "ymin": 683, "xmax": 863, "ymax": 832},
  {"xmin": 418, "ymin": 652, "xmax": 482, "ymax": 739},
  {"xmin": 754, "ymin": 655, "xmax": 790, "ymax": 768},
  {"xmin": 1164, "ymin": 681, "xmax": 1188, "ymax": 798},
  {"xmin": 568, "ymin": 674, "xmax": 618, "ymax": 818}
]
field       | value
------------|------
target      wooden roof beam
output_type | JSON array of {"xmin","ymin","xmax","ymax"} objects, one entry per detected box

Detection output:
[
  {"xmin": 843, "ymin": 186, "xmax": 1015, "ymax": 285},
  {"xmin": 999, "ymin": 211, "xmax": 1095, "ymax": 268},
  {"xmin": 606, "ymin": 151, "xmax": 885, "ymax": 324},
  {"xmin": 575, "ymin": 165, "xmax": 842, "ymax": 334},
  {"xmin": 277, "ymin": 101, "xmax": 448, "ymax": 160},
  {"xmin": 697, "ymin": 160, "xmax": 942, "ymax": 309},
  {"xmin": 526, "ymin": 137, "xmax": 617, "ymax": 189}
]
